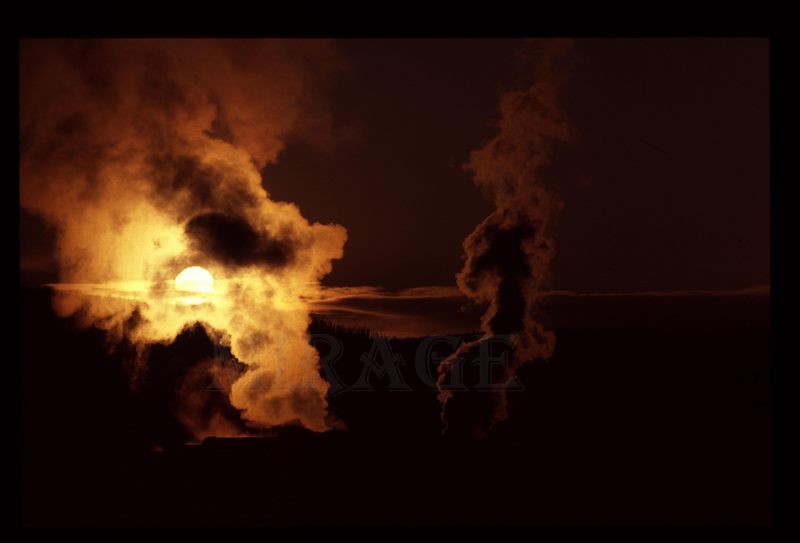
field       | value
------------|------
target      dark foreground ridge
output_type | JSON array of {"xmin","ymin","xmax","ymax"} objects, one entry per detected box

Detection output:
[{"xmin": 22, "ymin": 287, "xmax": 769, "ymax": 525}]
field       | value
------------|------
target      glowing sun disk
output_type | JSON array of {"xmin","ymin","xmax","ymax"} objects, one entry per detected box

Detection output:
[{"xmin": 175, "ymin": 266, "xmax": 214, "ymax": 294}]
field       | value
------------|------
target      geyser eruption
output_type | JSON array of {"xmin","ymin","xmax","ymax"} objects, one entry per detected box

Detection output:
[
  {"xmin": 437, "ymin": 39, "xmax": 573, "ymax": 437},
  {"xmin": 20, "ymin": 39, "xmax": 347, "ymax": 436}
]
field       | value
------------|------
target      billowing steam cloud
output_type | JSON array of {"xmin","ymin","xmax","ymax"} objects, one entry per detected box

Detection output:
[
  {"xmin": 20, "ymin": 39, "xmax": 347, "ymax": 435},
  {"xmin": 437, "ymin": 39, "xmax": 573, "ymax": 437}
]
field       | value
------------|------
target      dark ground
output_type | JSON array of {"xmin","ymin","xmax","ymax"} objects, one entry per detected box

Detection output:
[{"xmin": 21, "ymin": 286, "xmax": 770, "ymax": 525}]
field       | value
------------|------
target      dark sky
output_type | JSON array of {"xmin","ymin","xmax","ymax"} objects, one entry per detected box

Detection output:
[
  {"xmin": 20, "ymin": 38, "xmax": 769, "ymax": 294},
  {"xmin": 263, "ymin": 38, "xmax": 769, "ymax": 293}
]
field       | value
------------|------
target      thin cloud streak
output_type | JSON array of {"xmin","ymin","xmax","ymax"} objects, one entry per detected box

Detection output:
[
  {"xmin": 45, "ymin": 283, "xmax": 770, "ymax": 338},
  {"xmin": 310, "ymin": 284, "xmax": 770, "ymax": 337}
]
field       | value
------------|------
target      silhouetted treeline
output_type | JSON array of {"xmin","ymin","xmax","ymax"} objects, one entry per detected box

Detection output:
[{"xmin": 22, "ymin": 286, "xmax": 770, "ymax": 525}]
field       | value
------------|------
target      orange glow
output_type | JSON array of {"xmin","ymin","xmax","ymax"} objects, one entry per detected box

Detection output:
[{"xmin": 20, "ymin": 39, "xmax": 348, "ymax": 437}]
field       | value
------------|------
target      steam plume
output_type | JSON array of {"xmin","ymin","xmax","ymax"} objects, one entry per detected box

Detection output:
[
  {"xmin": 20, "ymin": 39, "xmax": 347, "ymax": 435},
  {"xmin": 437, "ymin": 39, "xmax": 573, "ymax": 437}
]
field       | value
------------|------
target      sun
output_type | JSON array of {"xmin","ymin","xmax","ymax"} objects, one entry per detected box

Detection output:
[{"xmin": 175, "ymin": 266, "xmax": 214, "ymax": 294}]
